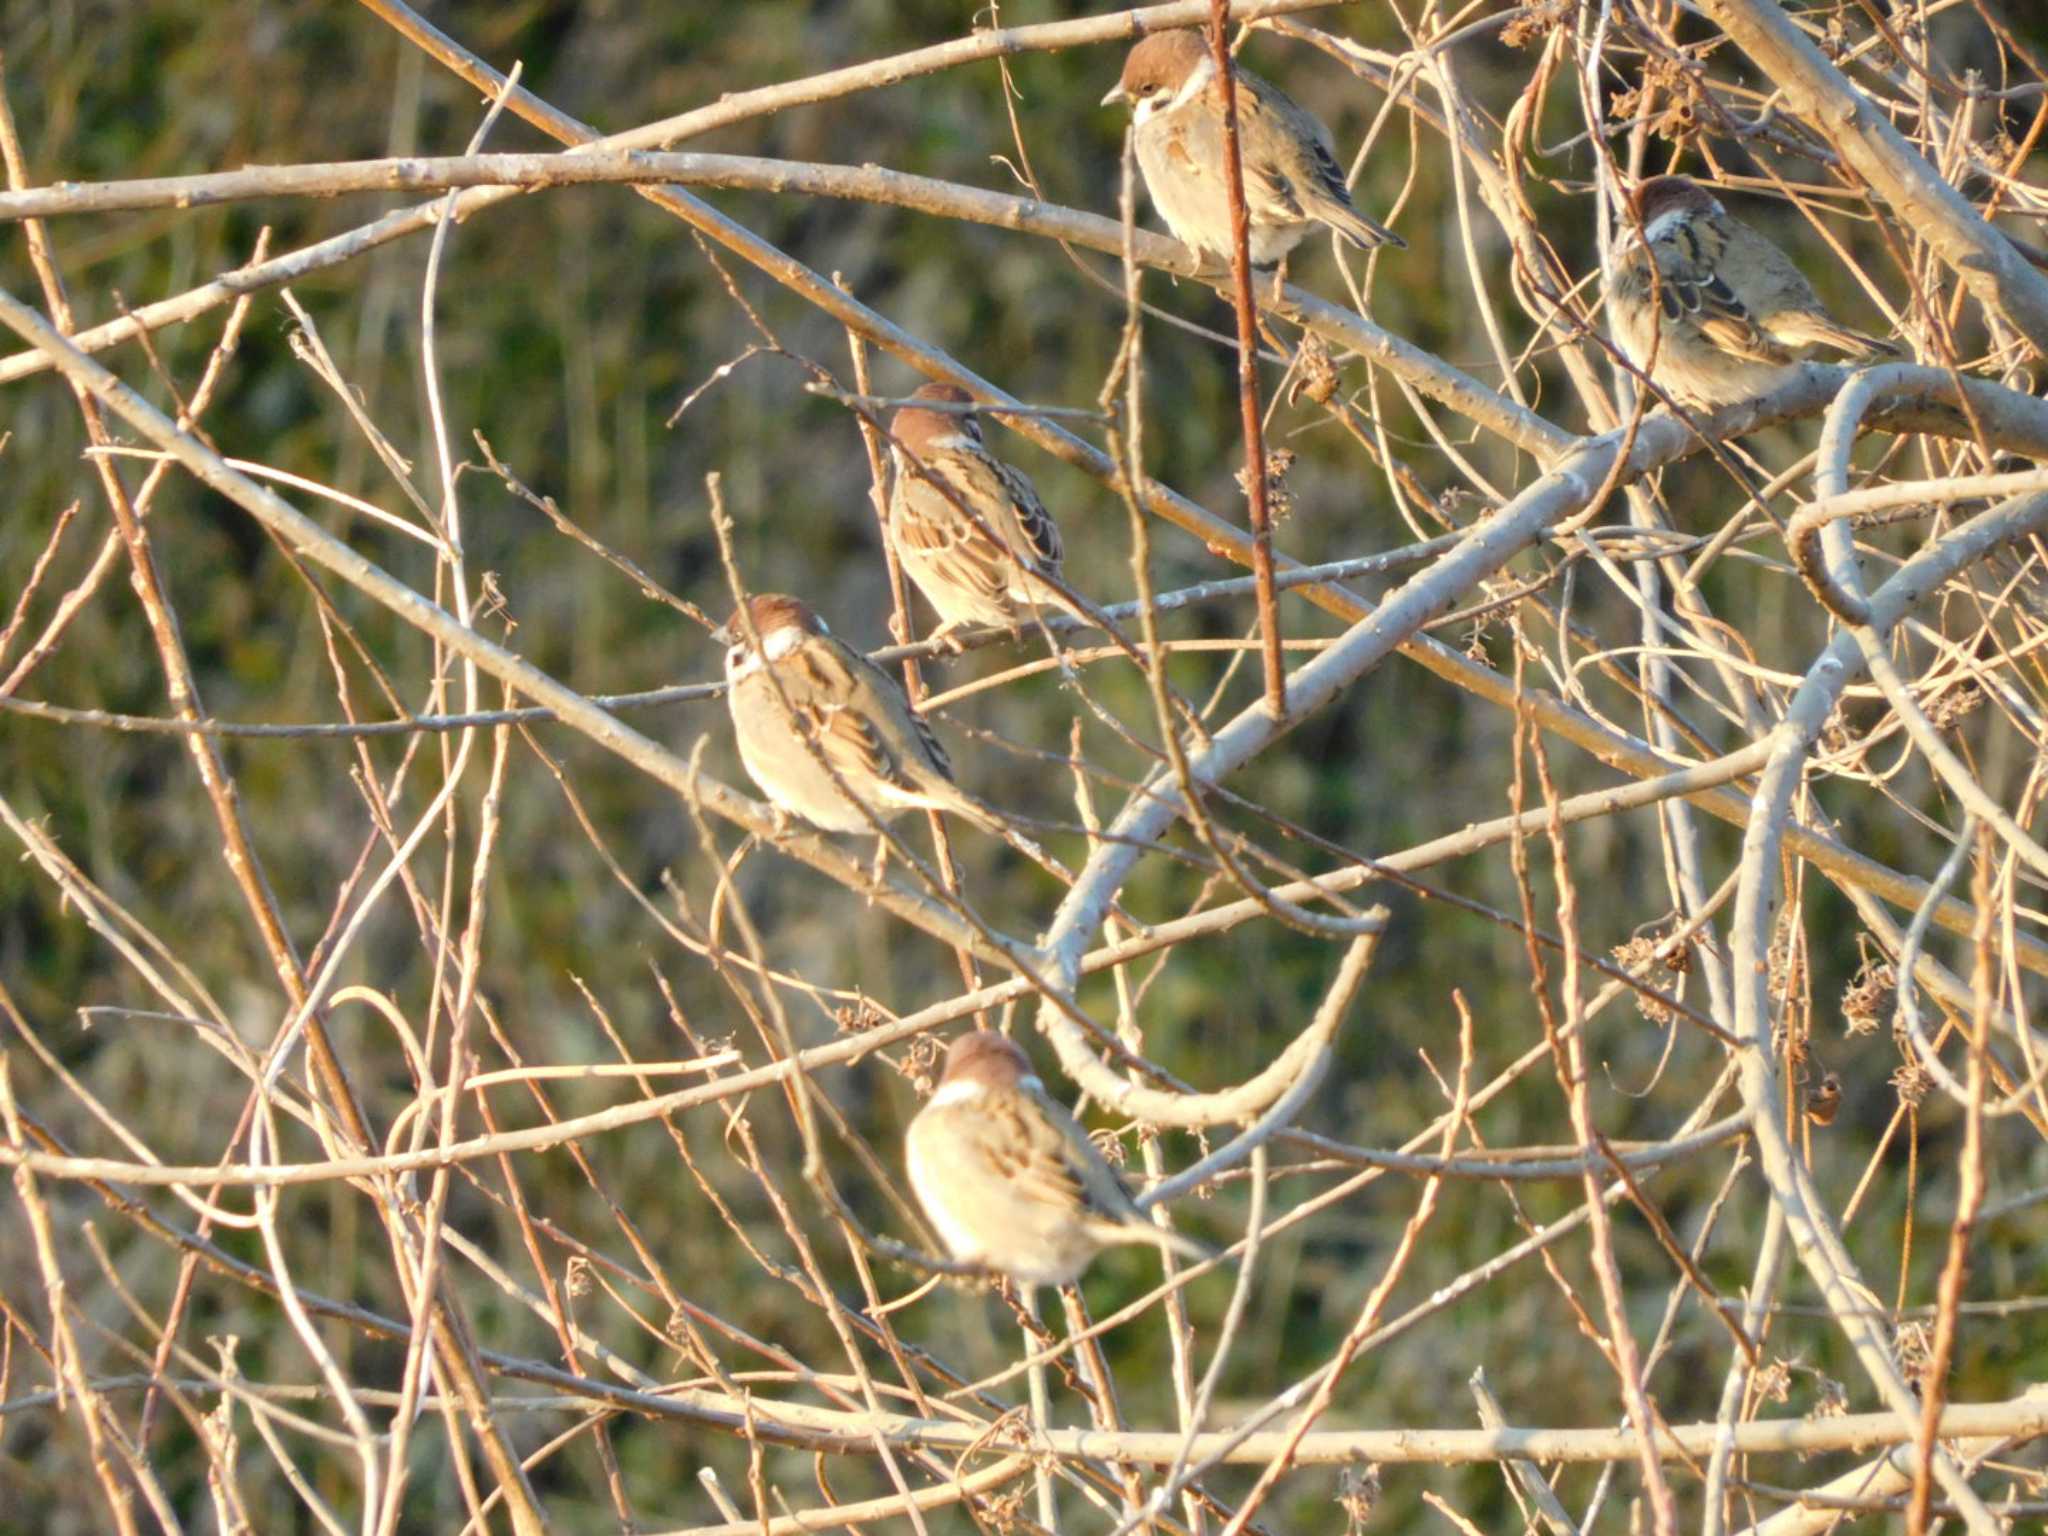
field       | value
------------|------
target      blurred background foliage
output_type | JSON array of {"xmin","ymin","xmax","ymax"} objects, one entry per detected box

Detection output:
[{"xmin": 4, "ymin": 1, "xmax": 2048, "ymax": 1530}]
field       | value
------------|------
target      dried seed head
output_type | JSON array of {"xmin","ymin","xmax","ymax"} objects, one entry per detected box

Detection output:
[
  {"xmin": 1610, "ymin": 933, "xmax": 1677, "ymax": 1026},
  {"xmin": 1810, "ymin": 1376, "xmax": 1848, "ymax": 1418},
  {"xmin": 1766, "ymin": 908, "xmax": 1802, "ymax": 1001},
  {"xmin": 1840, "ymin": 957, "xmax": 1895, "ymax": 1037},
  {"xmin": 1337, "ymin": 1464, "xmax": 1382, "ymax": 1532},
  {"xmin": 1891, "ymin": 1060, "xmax": 1932, "ymax": 1109},
  {"xmin": 1500, "ymin": 0, "xmax": 1570, "ymax": 49},
  {"xmin": 1235, "ymin": 448, "xmax": 1299, "ymax": 523},
  {"xmin": 1926, "ymin": 681, "xmax": 1983, "ymax": 731},
  {"xmin": 1611, "ymin": 54, "xmax": 1706, "ymax": 142},
  {"xmin": 900, "ymin": 1034, "xmax": 945, "ymax": 1097},
  {"xmin": 1895, "ymin": 1320, "xmax": 1934, "ymax": 1387},
  {"xmin": 1289, "ymin": 333, "xmax": 1341, "ymax": 405},
  {"xmin": 980, "ymin": 1487, "xmax": 1026, "ymax": 1534},
  {"xmin": 834, "ymin": 997, "xmax": 887, "ymax": 1034},
  {"xmin": 1089, "ymin": 1126, "xmax": 1128, "ymax": 1169},
  {"xmin": 1754, "ymin": 1357, "xmax": 1793, "ymax": 1405}
]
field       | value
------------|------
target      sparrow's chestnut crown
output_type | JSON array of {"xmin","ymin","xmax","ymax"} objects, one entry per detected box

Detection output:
[
  {"xmin": 1631, "ymin": 174, "xmax": 1719, "ymax": 226},
  {"xmin": 718, "ymin": 594, "xmax": 821, "ymax": 669},
  {"xmin": 939, "ymin": 1030, "xmax": 1031, "ymax": 1088},
  {"xmin": 892, "ymin": 382, "xmax": 984, "ymax": 453},
  {"xmin": 1111, "ymin": 30, "xmax": 1211, "ymax": 108}
]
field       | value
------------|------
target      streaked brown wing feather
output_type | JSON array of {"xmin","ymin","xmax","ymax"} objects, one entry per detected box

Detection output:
[
  {"xmin": 1770, "ymin": 311, "xmax": 1898, "ymax": 359},
  {"xmin": 992, "ymin": 460, "xmax": 1063, "ymax": 572},
  {"xmin": 795, "ymin": 638, "xmax": 954, "ymax": 791},
  {"xmin": 1020, "ymin": 1087, "xmax": 1146, "ymax": 1228},
  {"xmin": 1235, "ymin": 69, "xmax": 1397, "ymax": 248},
  {"xmin": 790, "ymin": 689, "xmax": 898, "ymax": 790},
  {"xmin": 1255, "ymin": 74, "xmax": 1347, "ymax": 203},
  {"xmin": 907, "ymin": 711, "xmax": 952, "ymax": 781},
  {"xmin": 898, "ymin": 447, "xmax": 1061, "ymax": 607},
  {"xmin": 899, "ymin": 506, "xmax": 1015, "ymax": 606},
  {"xmin": 968, "ymin": 1095, "xmax": 1091, "ymax": 1215},
  {"xmin": 1646, "ymin": 217, "xmax": 1790, "ymax": 364}
]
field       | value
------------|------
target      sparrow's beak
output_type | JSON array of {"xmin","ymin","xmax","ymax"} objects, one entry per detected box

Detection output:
[{"xmin": 1100, "ymin": 82, "xmax": 1126, "ymax": 107}]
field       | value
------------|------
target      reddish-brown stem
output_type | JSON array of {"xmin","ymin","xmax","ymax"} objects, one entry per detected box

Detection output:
[{"xmin": 1207, "ymin": 0, "xmax": 1286, "ymax": 718}]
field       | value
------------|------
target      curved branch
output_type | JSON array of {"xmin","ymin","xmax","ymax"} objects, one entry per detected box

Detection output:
[
  {"xmin": 1727, "ymin": 496, "xmax": 2048, "ymax": 1536},
  {"xmin": 1696, "ymin": 0, "xmax": 2048, "ymax": 353},
  {"xmin": 1136, "ymin": 1043, "xmax": 1331, "ymax": 1209},
  {"xmin": 1039, "ymin": 927, "xmax": 1379, "ymax": 1129},
  {"xmin": 1792, "ymin": 362, "xmax": 1917, "ymax": 625},
  {"xmin": 1790, "ymin": 366, "xmax": 2048, "ymax": 884}
]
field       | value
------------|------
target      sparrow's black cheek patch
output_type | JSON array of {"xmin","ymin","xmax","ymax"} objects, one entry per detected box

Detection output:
[{"xmin": 1660, "ymin": 288, "xmax": 1683, "ymax": 321}]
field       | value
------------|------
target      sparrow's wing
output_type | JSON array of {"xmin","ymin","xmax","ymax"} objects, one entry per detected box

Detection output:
[
  {"xmin": 1017, "ymin": 1087, "xmax": 1211, "ymax": 1259},
  {"xmin": 1766, "ymin": 310, "xmax": 1900, "ymax": 360},
  {"xmin": 1239, "ymin": 72, "xmax": 1403, "ymax": 250},
  {"xmin": 1643, "ymin": 214, "xmax": 1791, "ymax": 365},
  {"xmin": 785, "ymin": 635, "xmax": 955, "ymax": 794},
  {"xmin": 962, "ymin": 1089, "xmax": 1138, "ymax": 1226},
  {"xmin": 992, "ymin": 460, "xmax": 1064, "ymax": 572},
  {"xmin": 937, "ymin": 1087, "xmax": 1211, "ymax": 1265},
  {"xmin": 990, "ymin": 460, "xmax": 1096, "ymax": 625},
  {"xmin": 896, "ymin": 448, "xmax": 1063, "ymax": 602},
  {"xmin": 1732, "ymin": 225, "xmax": 1901, "ymax": 359}
]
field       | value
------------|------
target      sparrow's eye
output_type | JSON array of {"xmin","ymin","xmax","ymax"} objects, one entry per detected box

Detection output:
[{"xmin": 725, "ymin": 644, "xmax": 746, "ymax": 670}]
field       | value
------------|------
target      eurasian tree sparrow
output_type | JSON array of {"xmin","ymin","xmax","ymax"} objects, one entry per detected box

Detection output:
[
  {"xmin": 887, "ymin": 384, "xmax": 1088, "ymax": 638},
  {"xmin": 718, "ymin": 593, "xmax": 1010, "ymax": 838},
  {"xmin": 1103, "ymin": 29, "xmax": 1403, "ymax": 270},
  {"xmin": 1608, "ymin": 174, "xmax": 1899, "ymax": 410},
  {"xmin": 905, "ymin": 1030, "xmax": 1209, "ymax": 1287}
]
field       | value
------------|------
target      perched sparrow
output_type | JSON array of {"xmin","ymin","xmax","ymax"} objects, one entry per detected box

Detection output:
[
  {"xmin": 1103, "ymin": 29, "xmax": 1403, "ymax": 270},
  {"xmin": 719, "ymin": 593, "xmax": 1008, "ymax": 838},
  {"xmin": 905, "ymin": 1030, "xmax": 1210, "ymax": 1287},
  {"xmin": 1608, "ymin": 174, "xmax": 1899, "ymax": 410},
  {"xmin": 887, "ymin": 384, "xmax": 1088, "ymax": 638}
]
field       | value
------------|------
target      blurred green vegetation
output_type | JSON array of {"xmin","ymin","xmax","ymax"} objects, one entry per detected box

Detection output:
[{"xmin": 4, "ymin": 2, "xmax": 2048, "ymax": 1531}]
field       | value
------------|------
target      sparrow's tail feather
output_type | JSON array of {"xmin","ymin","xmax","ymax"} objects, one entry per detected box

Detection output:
[
  {"xmin": 1152, "ymin": 1225, "xmax": 1215, "ymax": 1265},
  {"xmin": 1104, "ymin": 1219, "xmax": 1212, "ymax": 1265},
  {"xmin": 930, "ymin": 784, "xmax": 1072, "ymax": 881},
  {"xmin": 1019, "ymin": 573, "xmax": 1096, "ymax": 633},
  {"xmin": 1309, "ymin": 193, "xmax": 1406, "ymax": 252},
  {"xmin": 1776, "ymin": 313, "xmax": 1901, "ymax": 360},
  {"xmin": 1045, "ymin": 584, "xmax": 1098, "ymax": 631}
]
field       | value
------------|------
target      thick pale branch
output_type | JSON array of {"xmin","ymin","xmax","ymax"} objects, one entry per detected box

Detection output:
[
  {"xmin": 363, "ymin": 0, "xmax": 1348, "ymax": 158},
  {"xmin": 1697, "ymin": 0, "xmax": 2048, "ymax": 355},
  {"xmin": 1736, "ymin": 1389, "xmax": 2048, "ymax": 1536},
  {"xmin": 0, "ymin": 282, "xmax": 1032, "ymax": 973},
  {"xmin": 1034, "ymin": 385, "xmax": 2048, "ymax": 1084},
  {"xmin": 0, "ymin": 149, "xmax": 1564, "ymax": 459},
  {"xmin": 1035, "ymin": 926, "xmax": 1381, "ymax": 1130},
  {"xmin": 1724, "ymin": 486, "xmax": 2048, "ymax": 1536}
]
